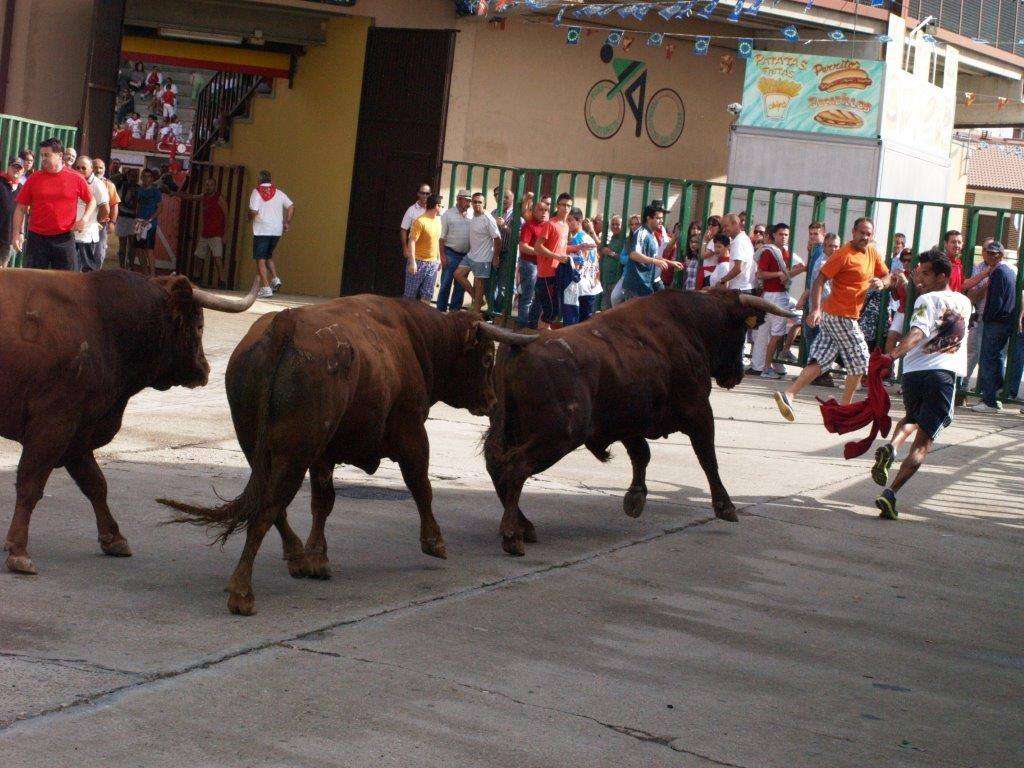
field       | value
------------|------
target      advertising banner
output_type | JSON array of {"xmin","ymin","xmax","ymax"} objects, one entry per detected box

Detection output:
[{"xmin": 738, "ymin": 52, "xmax": 884, "ymax": 139}]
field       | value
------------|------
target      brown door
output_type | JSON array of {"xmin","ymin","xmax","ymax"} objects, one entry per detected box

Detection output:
[
  {"xmin": 80, "ymin": 0, "xmax": 127, "ymax": 158},
  {"xmin": 341, "ymin": 27, "xmax": 456, "ymax": 296}
]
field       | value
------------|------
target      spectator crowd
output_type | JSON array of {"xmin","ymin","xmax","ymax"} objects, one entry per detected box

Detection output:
[{"xmin": 397, "ymin": 182, "xmax": 1024, "ymax": 413}]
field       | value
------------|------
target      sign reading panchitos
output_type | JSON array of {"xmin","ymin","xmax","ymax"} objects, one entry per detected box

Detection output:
[{"xmin": 738, "ymin": 52, "xmax": 884, "ymax": 139}]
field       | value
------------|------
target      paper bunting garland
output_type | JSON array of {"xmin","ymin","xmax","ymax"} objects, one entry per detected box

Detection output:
[
  {"xmin": 877, "ymin": 35, "xmax": 893, "ymax": 43},
  {"xmin": 804, "ymin": 0, "xmax": 814, "ymax": 11},
  {"xmin": 782, "ymin": 26, "xmax": 799, "ymax": 41},
  {"xmin": 696, "ymin": 1, "xmax": 718, "ymax": 20},
  {"xmin": 737, "ymin": 38, "xmax": 753, "ymax": 58},
  {"xmin": 719, "ymin": 54, "xmax": 735, "ymax": 73},
  {"xmin": 828, "ymin": 29, "xmax": 846, "ymax": 42},
  {"xmin": 606, "ymin": 29, "xmax": 624, "ymax": 47},
  {"xmin": 647, "ymin": 32, "xmax": 664, "ymax": 46},
  {"xmin": 621, "ymin": 35, "xmax": 635, "ymax": 51},
  {"xmin": 743, "ymin": 0, "xmax": 764, "ymax": 15},
  {"xmin": 964, "ymin": 92, "xmax": 977, "ymax": 106},
  {"xmin": 997, "ymin": 97, "xmax": 1008, "ymax": 109},
  {"xmin": 728, "ymin": 1, "xmax": 744, "ymax": 21},
  {"xmin": 566, "ymin": 26, "xmax": 581, "ymax": 45},
  {"xmin": 553, "ymin": 6, "xmax": 564, "ymax": 26},
  {"xmin": 694, "ymin": 36, "xmax": 710, "ymax": 56},
  {"xmin": 921, "ymin": 34, "xmax": 937, "ymax": 44}
]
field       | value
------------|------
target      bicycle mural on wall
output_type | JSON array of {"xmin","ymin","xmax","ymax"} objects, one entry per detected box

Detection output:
[{"xmin": 585, "ymin": 43, "xmax": 685, "ymax": 149}]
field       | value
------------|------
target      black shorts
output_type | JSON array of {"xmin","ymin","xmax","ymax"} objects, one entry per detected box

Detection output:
[
  {"xmin": 253, "ymin": 235, "xmax": 280, "ymax": 260},
  {"xmin": 24, "ymin": 231, "xmax": 75, "ymax": 270},
  {"xmin": 902, "ymin": 369, "xmax": 955, "ymax": 440}
]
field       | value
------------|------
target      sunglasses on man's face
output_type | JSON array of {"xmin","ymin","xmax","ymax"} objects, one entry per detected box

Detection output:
[{"xmin": 753, "ymin": 229, "xmax": 766, "ymax": 235}]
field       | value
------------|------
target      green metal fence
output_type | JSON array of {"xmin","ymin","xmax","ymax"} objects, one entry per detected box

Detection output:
[
  {"xmin": 0, "ymin": 113, "xmax": 78, "ymax": 168},
  {"xmin": 443, "ymin": 160, "xmax": 1024, "ymax": 402}
]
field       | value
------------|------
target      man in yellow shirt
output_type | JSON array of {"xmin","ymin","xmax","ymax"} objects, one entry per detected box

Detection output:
[
  {"xmin": 404, "ymin": 193, "xmax": 442, "ymax": 304},
  {"xmin": 775, "ymin": 217, "xmax": 892, "ymax": 419}
]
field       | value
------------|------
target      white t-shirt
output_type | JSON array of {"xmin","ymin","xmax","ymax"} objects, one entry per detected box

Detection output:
[
  {"xmin": 467, "ymin": 211, "xmax": 501, "ymax": 263},
  {"xmin": 126, "ymin": 116, "xmax": 142, "ymax": 138},
  {"xmin": 728, "ymin": 231, "xmax": 756, "ymax": 291},
  {"xmin": 249, "ymin": 186, "xmax": 294, "ymax": 237},
  {"xmin": 401, "ymin": 201, "xmax": 426, "ymax": 231},
  {"xmin": 709, "ymin": 261, "xmax": 732, "ymax": 286},
  {"xmin": 577, "ymin": 233, "xmax": 603, "ymax": 296},
  {"xmin": 903, "ymin": 289, "xmax": 973, "ymax": 376},
  {"xmin": 75, "ymin": 175, "xmax": 110, "ymax": 244}
]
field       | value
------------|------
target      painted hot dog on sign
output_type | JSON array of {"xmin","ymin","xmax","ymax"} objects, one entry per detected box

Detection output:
[{"xmin": 738, "ymin": 53, "xmax": 884, "ymax": 138}]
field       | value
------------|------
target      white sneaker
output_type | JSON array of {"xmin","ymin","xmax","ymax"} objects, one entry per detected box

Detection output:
[
  {"xmin": 971, "ymin": 402, "xmax": 1001, "ymax": 413},
  {"xmin": 270, "ymin": 277, "xmax": 282, "ymax": 293},
  {"xmin": 772, "ymin": 362, "xmax": 787, "ymax": 375},
  {"xmin": 760, "ymin": 369, "xmax": 782, "ymax": 380},
  {"xmin": 257, "ymin": 286, "xmax": 274, "ymax": 298}
]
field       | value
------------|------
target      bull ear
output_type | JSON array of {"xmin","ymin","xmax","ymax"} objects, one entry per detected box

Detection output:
[{"xmin": 474, "ymin": 321, "xmax": 539, "ymax": 347}]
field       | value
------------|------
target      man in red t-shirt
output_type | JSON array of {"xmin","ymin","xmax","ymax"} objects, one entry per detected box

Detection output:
[
  {"xmin": 516, "ymin": 199, "xmax": 549, "ymax": 328},
  {"xmin": 942, "ymin": 229, "xmax": 964, "ymax": 293},
  {"xmin": 532, "ymin": 193, "xmax": 572, "ymax": 329},
  {"xmin": 11, "ymin": 137, "xmax": 94, "ymax": 270},
  {"xmin": 176, "ymin": 177, "xmax": 228, "ymax": 287}
]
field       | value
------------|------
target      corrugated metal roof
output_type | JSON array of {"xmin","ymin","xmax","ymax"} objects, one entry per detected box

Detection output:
[{"xmin": 967, "ymin": 144, "xmax": 1024, "ymax": 193}]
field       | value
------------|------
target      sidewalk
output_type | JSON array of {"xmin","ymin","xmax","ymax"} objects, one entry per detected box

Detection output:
[{"xmin": 0, "ymin": 300, "xmax": 1020, "ymax": 767}]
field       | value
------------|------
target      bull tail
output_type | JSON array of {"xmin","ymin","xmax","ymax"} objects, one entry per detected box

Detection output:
[{"xmin": 158, "ymin": 309, "xmax": 298, "ymax": 544}]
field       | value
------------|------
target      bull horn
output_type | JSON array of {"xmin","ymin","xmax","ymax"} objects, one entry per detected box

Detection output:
[
  {"xmin": 474, "ymin": 321, "xmax": 539, "ymax": 347},
  {"xmin": 738, "ymin": 293, "xmax": 797, "ymax": 318},
  {"xmin": 192, "ymin": 277, "xmax": 260, "ymax": 313}
]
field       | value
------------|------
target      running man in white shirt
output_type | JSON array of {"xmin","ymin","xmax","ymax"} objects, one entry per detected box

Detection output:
[
  {"xmin": 248, "ymin": 170, "xmax": 294, "ymax": 298},
  {"xmin": 871, "ymin": 250, "xmax": 973, "ymax": 520}
]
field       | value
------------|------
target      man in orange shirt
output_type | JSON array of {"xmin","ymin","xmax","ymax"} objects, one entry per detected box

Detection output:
[{"xmin": 775, "ymin": 217, "xmax": 891, "ymax": 420}]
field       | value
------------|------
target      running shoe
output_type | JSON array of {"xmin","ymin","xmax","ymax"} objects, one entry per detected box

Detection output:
[
  {"xmin": 774, "ymin": 391, "xmax": 795, "ymax": 422},
  {"xmin": 875, "ymin": 488, "xmax": 898, "ymax": 520},
  {"xmin": 761, "ymin": 369, "xmax": 782, "ymax": 380},
  {"xmin": 745, "ymin": 367, "xmax": 762, "ymax": 376},
  {"xmin": 270, "ymin": 277, "xmax": 282, "ymax": 293},
  {"xmin": 257, "ymin": 286, "xmax": 273, "ymax": 298},
  {"xmin": 971, "ymin": 402, "xmax": 1001, "ymax": 413},
  {"xmin": 871, "ymin": 443, "xmax": 894, "ymax": 486},
  {"xmin": 781, "ymin": 350, "xmax": 799, "ymax": 364},
  {"xmin": 812, "ymin": 372, "xmax": 835, "ymax": 388}
]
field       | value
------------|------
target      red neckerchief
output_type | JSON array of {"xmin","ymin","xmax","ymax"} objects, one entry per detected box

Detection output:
[{"xmin": 256, "ymin": 183, "xmax": 276, "ymax": 201}]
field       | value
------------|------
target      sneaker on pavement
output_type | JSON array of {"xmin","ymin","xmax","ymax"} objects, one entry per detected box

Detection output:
[
  {"xmin": 774, "ymin": 391, "xmax": 795, "ymax": 422},
  {"xmin": 257, "ymin": 286, "xmax": 274, "ymax": 298},
  {"xmin": 875, "ymin": 488, "xmax": 898, "ymax": 520},
  {"xmin": 270, "ymin": 277, "xmax": 282, "ymax": 293},
  {"xmin": 971, "ymin": 402, "xmax": 1001, "ymax": 413},
  {"xmin": 781, "ymin": 350, "xmax": 798, "ymax": 364},
  {"xmin": 772, "ymin": 362, "xmax": 787, "ymax": 375},
  {"xmin": 871, "ymin": 443, "xmax": 895, "ymax": 486},
  {"xmin": 761, "ymin": 369, "xmax": 782, "ymax": 380},
  {"xmin": 745, "ymin": 367, "xmax": 762, "ymax": 376}
]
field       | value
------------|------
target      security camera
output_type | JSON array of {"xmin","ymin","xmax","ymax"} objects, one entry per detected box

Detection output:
[{"xmin": 726, "ymin": 102, "xmax": 743, "ymax": 116}]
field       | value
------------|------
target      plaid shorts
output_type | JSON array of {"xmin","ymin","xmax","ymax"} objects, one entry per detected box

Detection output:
[
  {"xmin": 809, "ymin": 311, "xmax": 870, "ymax": 375},
  {"xmin": 404, "ymin": 259, "xmax": 439, "ymax": 301}
]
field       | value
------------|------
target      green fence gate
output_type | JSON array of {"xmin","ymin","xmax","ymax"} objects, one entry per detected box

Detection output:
[{"xmin": 0, "ymin": 113, "xmax": 78, "ymax": 168}]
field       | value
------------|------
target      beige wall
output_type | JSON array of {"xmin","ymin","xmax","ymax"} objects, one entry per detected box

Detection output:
[
  {"xmin": 4, "ymin": 0, "xmax": 92, "ymax": 126},
  {"xmin": 211, "ymin": 16, "xmax": 370, "ymax": 297},
  {"xmin": 442, "ymin": 19, "xmax": 742, "ymax": 182}
]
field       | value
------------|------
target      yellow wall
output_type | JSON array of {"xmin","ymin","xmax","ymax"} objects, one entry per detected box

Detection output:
[{"xmin": 211, "ymin": 16, "xmax": 370, "ymax": 296}]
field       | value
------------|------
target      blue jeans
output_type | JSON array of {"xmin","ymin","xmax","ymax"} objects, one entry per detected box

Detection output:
[
  {"xmin": 517, "ymin": 260, "xmax": 538, "ymax": 328},
  {"xmin": 978, "ymin": 319, "xmax": 1012, "ymax": 406},
  {"xmin": 436, "ymin": 247, "xmax": 466, "ymax": 312},
  {"xmin": 1005, "ymin": 328, "xmax": 1024, "ymax": 400}
]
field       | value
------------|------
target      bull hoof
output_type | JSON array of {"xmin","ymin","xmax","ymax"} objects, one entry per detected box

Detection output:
[
  {"xmin": 98, "ymin": 535, "xmax": 132, "ymax": 558},
  {"xmin": 305, "ymin": 553, "xmax": 332, "ymax": 580},
  {"xmin": 501, "ymin": 534, "xmax": 525, "ymax": 556},
  {"xmin": 287, "ymin": 556, "xmax": 311, "ymax": 579},
  {"xmin": 420, "ymin": 537, "xmax": 448, "ymax": 559},
  {"xmin": 5, "ymin": 554, "xmax": 38, "ymax": 575},
  {"xmin": 522, "ymin": 526, "xmax": 538, "ymax": 544},
  {"xmin": 227, "ymin": 591, "xmax": 256, "ymax": 616},
  {"xmin": 715, "ymin": 505, "xmax": 739, "ymax": 523},
  {"xmin": 623, "ymin": 487, "xmax": 647, "ymax": 518}
]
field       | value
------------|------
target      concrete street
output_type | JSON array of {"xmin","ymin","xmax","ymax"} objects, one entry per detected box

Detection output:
[{"xmin": 1, "ymin": 295, "xmax": 1021, "ymax": 767}]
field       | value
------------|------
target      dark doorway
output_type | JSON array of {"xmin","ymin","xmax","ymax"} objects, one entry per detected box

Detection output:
[
  {"xmin": 80, "ymin": 0, "xmax": 127, "ymax": 158},
  {"xmin": 341, "ymin": 27, "xmax": 456, "ymax": 296}
]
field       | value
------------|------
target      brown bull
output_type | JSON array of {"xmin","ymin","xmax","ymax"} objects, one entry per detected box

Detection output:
[
  {"xmin": 159, "ymin": 297, "xmax": 504, "ymax": 616},
  {"xmin": 481, "ymin": 289, "xmax": 795, "ymax": 555},
  {"xmin": 0, "ymin": 269, "xmax": 257, "ymax": 575}
]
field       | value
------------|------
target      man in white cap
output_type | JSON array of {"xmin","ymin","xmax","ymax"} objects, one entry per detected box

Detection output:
[{"xmin": 437, "ymin": 188, "xmax": 474, "ymax": 312}]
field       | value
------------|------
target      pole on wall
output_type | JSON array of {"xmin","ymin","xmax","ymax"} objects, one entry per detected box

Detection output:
[
  {"xmin": 79, "ymin": 0, "xmax": 126, "ymax": 158},
  {"xmin": 0, "ymin": 0, "xmax": 16, "ymax": 112}
]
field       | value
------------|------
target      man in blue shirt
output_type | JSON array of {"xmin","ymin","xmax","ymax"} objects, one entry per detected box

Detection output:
[
  {"xmin": 621, "ymin": 203, "xmax": 682, "ymax": 300},
  {"xmin": 972, "ymin": 241, "xmax": 1020, "ymax": 412}
]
